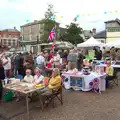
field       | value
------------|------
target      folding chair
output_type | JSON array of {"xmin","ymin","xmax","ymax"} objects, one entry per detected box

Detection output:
[{"xmin": 41, "ymin": 86, "xmax": 63, "ymax": 111}]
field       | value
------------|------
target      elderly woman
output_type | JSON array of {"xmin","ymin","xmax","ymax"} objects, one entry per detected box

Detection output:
[
  {"xmin": 23, "ymin": 69, "xmax": 33, "ymax": 83},
  {"xmin": 40, "ymin": 68, "xmax": 61, "ymax": 95},
  {"xmin": 33, "ymin": 67, "xmax": 44, "ymax": 85}
]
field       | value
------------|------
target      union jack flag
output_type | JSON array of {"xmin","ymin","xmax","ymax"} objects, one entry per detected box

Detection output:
[{"xmin": 48, "ymin": 27, "xmax": 55, "ymax": 40}]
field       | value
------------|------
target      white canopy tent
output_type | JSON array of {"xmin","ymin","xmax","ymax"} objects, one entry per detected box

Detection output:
[
  {"xmin": 104, "ymin": 40, "xmax": 120, "ymax": 47},
  {"xmin": 77, "ymin": 37, "xmax": 104, "ymax": 48}
]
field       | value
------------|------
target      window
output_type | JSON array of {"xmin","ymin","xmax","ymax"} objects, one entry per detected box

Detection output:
[
  {"xmin": 3, "ymin": 39, "xmax": 7, "ymax": 45},
  {"xmin": 13, "ymin": 40, "xmax": 16, "ymax": 46},
  {"xmin": 8, "ymin": 39, "xmax": 11, "ymax": 46}
]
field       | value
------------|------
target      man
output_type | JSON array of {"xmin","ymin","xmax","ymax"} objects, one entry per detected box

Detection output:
[
  {"xmin": 14, "ymin": 53, "xmax": 21, "ymax": 77},
  {"xmin": 36, "ymin": 52, "xmax": 45, "ymax": 69},
  {"xmin": 77, "ymin": 49, "xmax": 84, "ymax": 71},
  {"xmin": 67, "ymin": 49, "xmax": 78, "ymax": 70}
]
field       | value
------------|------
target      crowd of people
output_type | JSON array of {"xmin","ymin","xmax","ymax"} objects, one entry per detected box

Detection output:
[{"xmin": 0, "ymin": 46, "xmax": 120, "ymax": 102}]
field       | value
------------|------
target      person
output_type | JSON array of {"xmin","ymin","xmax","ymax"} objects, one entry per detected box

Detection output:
[
  {"xmin": 33, "ymin": 68, "xmax": 44, "ymax": 85},
  {"xmin": 36, "ymin": 52, "xmax": 45, "ymax": 69},
  {"xmin": 106, "ymin": 61, "xmax": 114, "ymax": 88},
  {"xmin": 67, "ymin": 49, "xmax": 78, "ymax": 70},
  {"xmin": 110, "ymin": 47, "xmax": 116, "ymax": 60},
  {"xmin": 40, "ymin": 68, "xmax": 61, "ymax": 95},
  {"xmin": 77, "ymin": 49, "xmax": 84, "ymax": 71},
  {"xmin": 0, "ymin": 59, "xmax": 5, "ymax": 103},
  {"xmin": 14, "ymin": 53, "xmax": 21, "ymax": 77},
  {"xmin": 2, "ymin": 53, "xmax": 11, "ymax": 78},
  {"xmin": 23, "ymin": 69, "xmax": 33, "ymax": 83},
  {"xmin": 53, "ymin": 52, "xmax": 60, "ymax": 68},
  {"xmin": 94, "ymin": 47, "xmax": 102, "ymax": 60}
]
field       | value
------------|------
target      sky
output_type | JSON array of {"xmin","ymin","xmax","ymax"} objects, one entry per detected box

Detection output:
[{"xmin": 0, "ymin": 0, "xmax": 120, "ymax": 32}]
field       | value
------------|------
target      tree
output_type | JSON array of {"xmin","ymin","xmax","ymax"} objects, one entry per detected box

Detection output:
[
  {"xmin": 40, "ymin": 4, "xmax": 59, "ymax": 43},
  {"xmin": 61, "ymin": 23, "xmax": 84, "ymax": 45}
]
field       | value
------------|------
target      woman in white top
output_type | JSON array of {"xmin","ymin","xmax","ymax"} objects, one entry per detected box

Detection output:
[
  {"xmin": 2, "ymin": 54, "xmax": 11, "ymax": 78},
  {"xmin": 33, "ymin": 67, "xmax": 44, "ymax": 85}
]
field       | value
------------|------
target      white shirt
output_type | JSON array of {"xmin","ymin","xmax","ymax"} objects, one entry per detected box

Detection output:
[
  {"xmin": 33, "ymin": 75, "xmax": 44, "ymax": 84},
  {"xmin": 36, "ymin": 55, "xmax": 45, "ymax": 64},
  {"xmin": 54, "ymin": 54, "xmax": 60, "ymax": 65},
  {"xmin": 24, "ymin": 75, "xmax": 33, "ymax": 83},
  {"xmin": 2, "ymin": 57, "xmax": 11, "ymax": 70}
]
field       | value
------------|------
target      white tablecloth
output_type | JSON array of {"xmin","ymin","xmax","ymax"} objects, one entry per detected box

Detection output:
[
  {"xmin": 97, "ymin": 64, "xmax": 120, "ymax": 68},
  {"xmin": 62, "ymin": 72, "xmax": 106, "ymax": 92}
]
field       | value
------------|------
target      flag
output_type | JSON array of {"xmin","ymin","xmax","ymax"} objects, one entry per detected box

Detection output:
[
  {"xmin": 48, "ymin": 27, "xmax": 56, "ymax": 40},
  {"xmin": 52, "ymin": 39, "xmax": 56, "ymax": 51}
]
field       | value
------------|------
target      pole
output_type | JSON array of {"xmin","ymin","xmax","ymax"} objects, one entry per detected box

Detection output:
[{"xmin": 37, "ymin": 35, "xmax": 39, "ymax": 54}]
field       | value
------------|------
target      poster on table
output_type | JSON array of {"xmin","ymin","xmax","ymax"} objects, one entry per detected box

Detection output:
[{"xmin": 70, "ymin": 76, "xmax": 84, "ymax": 90}]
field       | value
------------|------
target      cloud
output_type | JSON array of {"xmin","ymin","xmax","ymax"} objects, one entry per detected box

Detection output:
[{"xmin": 0, "ymin": 0, "xmax": 120, "ymax": 31}]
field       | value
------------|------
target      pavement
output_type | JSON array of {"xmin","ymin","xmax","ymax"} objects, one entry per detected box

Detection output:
[{"xmin": 1, "ymin": 83, "xmax": 120, "ymax": 120}]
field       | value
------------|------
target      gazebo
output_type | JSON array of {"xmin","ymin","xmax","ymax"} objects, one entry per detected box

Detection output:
[{"xmin": 77, "ymin": 37, "xmax": 104, "ymax": 48}]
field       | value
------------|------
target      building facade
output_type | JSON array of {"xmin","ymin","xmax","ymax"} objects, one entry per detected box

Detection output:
[
  {"xmin": 105, "ymin": 18, "xmax": 120, "ymax": 43},
  {"xmin": 0, "ymin": 27, "xmax": 20, "ymax": 48},
  {"xmin": 20, "ymin": 20, "xmax": 60, "ymax": 54}
]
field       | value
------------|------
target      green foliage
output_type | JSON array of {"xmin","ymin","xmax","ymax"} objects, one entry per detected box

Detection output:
[
  {"xmin": 41, "ymin": 4, "xmax": 59, "ymax": 43},
  {"xmin": 61, "ymin": 23, "xmax": 84, "ymax": 45}
]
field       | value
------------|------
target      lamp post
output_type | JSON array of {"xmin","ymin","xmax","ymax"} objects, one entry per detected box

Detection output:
[{"xmin": 37, "ymin": 35, "xmax": 39, "ymax": 54}]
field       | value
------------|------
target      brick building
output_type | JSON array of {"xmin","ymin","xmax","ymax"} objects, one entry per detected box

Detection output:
[{"xmin": 0, "ymin": 27, "xmax": 20, "ymax": 48}]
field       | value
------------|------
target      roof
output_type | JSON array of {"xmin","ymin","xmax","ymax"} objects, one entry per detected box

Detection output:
[
  {"xmin": 21, "ymin": 19, "xmax": 59, "ymax": 27},
  {"xmin": 2, "ymin": 29, "xmax": 20, "ymax": 32},
  {"xmin": 105, "ymin": 18, "xmax": 120, "ymax": 24},
  {"xmin": 21, "ymin": 20, "xmax": 41, "ymax": 27},
  {"xmin": 94, "ymin": 30, "xmax": 106, "ymax": 39}
]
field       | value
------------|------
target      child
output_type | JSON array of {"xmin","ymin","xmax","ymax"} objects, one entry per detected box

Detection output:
[
  {"xmin": 0, "ymin": 59, "xmax": 5, "ymax": 103},
  {"xmin": 23, "ymin": 69, "xmax": 33, "ymax": 83}
]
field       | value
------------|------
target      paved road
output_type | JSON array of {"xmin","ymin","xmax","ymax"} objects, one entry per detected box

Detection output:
[{"xmin": 1, "ymin": 84, "xmax": 120, "ymax": 120}]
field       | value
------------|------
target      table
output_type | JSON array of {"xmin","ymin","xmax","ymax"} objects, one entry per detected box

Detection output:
[
  {"xmin": 97, "ymin": 64, "xmax": 120, "ymax": 68},
  {"xmin": 62, "ymin": 72, "xmax": 106, "ymax": 93},
  {"xmin": 4, "ymin": 82, "xmax": 44, "ymax": 119}
]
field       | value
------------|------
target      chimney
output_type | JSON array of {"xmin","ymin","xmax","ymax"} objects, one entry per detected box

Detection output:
[
  {"xmin": 14, "ymin": 26, "xmax": 16, "ymax": 30},
  {"xmin": 34, "ymin": 20, "xmax": 38, "ymax": 22},
  {"xmin": 92, "ymin": 28, "xmax": 96, "ymax": 34}
]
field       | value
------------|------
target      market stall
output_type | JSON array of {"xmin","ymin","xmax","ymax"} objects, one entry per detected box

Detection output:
[
  {"xmin": 77, "ymin": 37, "xmax": 104, "ymax": 48},
  {"xmin": 62, "ymin": 71, "xmax": 106, "ymax": 93}
]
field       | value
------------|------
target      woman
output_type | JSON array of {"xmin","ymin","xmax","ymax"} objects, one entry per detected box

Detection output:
[
  {"xmin": 33, "ymin": 68, "xmax": 44, "ymax": 85},
  {"xmin": 2, "ymin": 54, "xmax": 11, "ymax": 78},
  {"xmin": 40, "ymin": 68, "xmax": 61, "ymax": 95},
  {"xmin": 0, "ymin": 59, "xmax": 5, "ymax": 103},
  {"xmin": 23, "ymin": 69, "xmax": 33, "ymax": 83},
  {"xmin": 106, "ymin": 61, "xmax": 114, "ymax": 88}
]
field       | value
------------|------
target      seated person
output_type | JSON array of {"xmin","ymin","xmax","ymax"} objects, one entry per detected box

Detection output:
[
  {"xmin": 33, "ymin": 67, "xmax": 44, "ymax": 85},
  {"xmin": 40, "ymin": 68, "xmax": 62, "ymax": 95},
  {"xmin": 23, "ymin": 69, "xmax": 33, "ymax": 83},
  {"xmin": 106, "ymin": 61, "xmax": 114, "ymax": 88}
]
